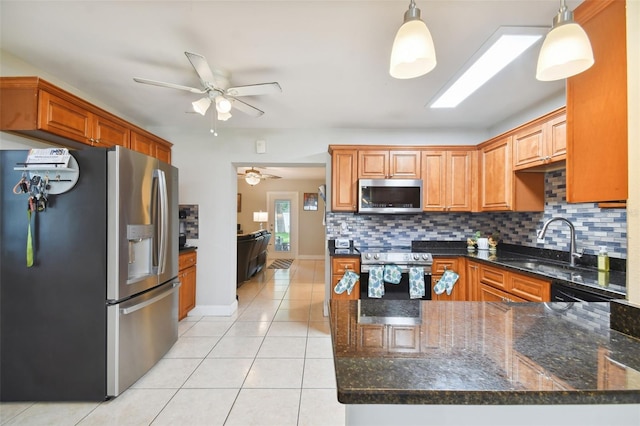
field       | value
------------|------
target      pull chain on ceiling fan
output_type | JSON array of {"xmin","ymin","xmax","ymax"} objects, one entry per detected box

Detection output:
[{"xmin": 134, "ymin": 51, "xmax": 281, "ymax": 122}]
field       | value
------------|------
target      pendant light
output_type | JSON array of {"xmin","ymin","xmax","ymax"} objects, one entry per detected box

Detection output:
[
  {"xmin": 536, "ymin": 0, "xmax": 594, "ymax": 81},
  {"xmin": 389, "ymin": 0, "xmax": 436, "ymax": 79}
]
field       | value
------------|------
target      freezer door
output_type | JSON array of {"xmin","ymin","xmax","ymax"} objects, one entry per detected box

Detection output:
[
  {"xmin": 108, "ymin": 147, "xmax": 178, "ymax": 300},
  {"xmin": 106, "ymin": 280, "xmax": 179, "ymax": 397}
]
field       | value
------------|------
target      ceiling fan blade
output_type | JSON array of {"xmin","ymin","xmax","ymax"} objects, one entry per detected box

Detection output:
[
  {"xmin": 133, "ymin": 77, "xmax": 206, "ymax": 94},
  {"xmin": 185, "ymin": 51, "xmax": 219, "ymax": 90},
  {"xmin": 261, "ymin": 174, "xmax": 281, "ymax": 180},
  {"xmin": 226, "ymin": 82, "xmax": 282, "ymax": 97},
  {"xmin": 230, "ymin": 98, "xmax": 264, "ymax": 117}
]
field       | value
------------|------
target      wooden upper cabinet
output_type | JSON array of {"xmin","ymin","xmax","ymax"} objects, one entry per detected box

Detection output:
[
  {"xmin": 38, "ymin": 90, "xmax": 92, "ymax": 144},
  {"xmin": 0, "ymin": 77, "xmax": 173, "ymax": 160},
  {"xmin": 513, "ymin": 109, "xmax": 566, "ymax": 171},
  {"xmin": 330, "ymin": 148, "xmax": 358, "ymax": 211},
  {"xmin": 358, "ymin": 149, "xmax": 420, "ymax": 179},
  {"xmin": 480, "ymin": 136, "xmax": 544, "ymax": 212},
  {"xmin": 131, "ymin": 130, "xmax": 172, "ymax": 163},
  {"xmin": 566, "ymin": 0, "xmax": 627, "ymax": 203},
  {"xmin": 480, "ymin": 136, "xmax": 512, "ymax": 211},
  {"xmin": 422, "ymin": 150, "xmax": 473, "ymax": 212},
  {"xmin": 92, "ymin": 114, "xmax": 130, "ymax": 148},
  {"xmin": 38, "ymin": 90, "xmax": 131, "ymax": 148},
  {"xmin": 422, "ymin": 151, "xmax": 446, "ymax": 210}
]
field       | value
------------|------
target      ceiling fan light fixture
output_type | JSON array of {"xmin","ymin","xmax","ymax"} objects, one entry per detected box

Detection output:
[
  {"xmin": 217, "ymin": 111, "xmax": 232, "ymax": 121},
  {"xmin": 192, "ymin": 97, "xmax": 211, "ymax": 115},
  {"xmin": 215, "ymin": 95, "xmax": 232, "ymax": 113},
  {"xmin": 389, "ymin": 0, "xmax": 436, "ymax": 79},
  {"xmin": 536, "ymin": 0, "xmax": 594, "ymax": 81},
  {"xmin": 245, "ymin": 169, "xmax": 262, "ymax": 186}
]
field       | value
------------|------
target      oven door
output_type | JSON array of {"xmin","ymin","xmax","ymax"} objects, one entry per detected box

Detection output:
[{"xmin": 359, "ymin": 266, "xmax": 432, "ymax": 300}]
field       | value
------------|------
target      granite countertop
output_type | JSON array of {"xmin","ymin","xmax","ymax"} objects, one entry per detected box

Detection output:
[
  {"xmin": 327, "ymin": 241, "xmax": 626, "ymax": 298},
  {"xmin": 179, "ymin": 245, "xmax": 197, "ymax": 253},
  {"xmin": 330, "ymin": 299, "xmax": 640, "ymax": 405}
]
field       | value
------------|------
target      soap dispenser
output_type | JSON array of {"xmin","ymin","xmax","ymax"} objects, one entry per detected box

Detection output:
[{"xmin": 597, "ymin": 246, "xmax": 610, "ymax": 272}]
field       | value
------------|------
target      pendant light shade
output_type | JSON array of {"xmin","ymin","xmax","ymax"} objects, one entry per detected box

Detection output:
[
  {"xmin": 536, "ymin": 0, "xmax": 594, "ymax": 81},
  {"xmin": 389, "ymin": 0, "xmax": 436, "ymax": 79}
]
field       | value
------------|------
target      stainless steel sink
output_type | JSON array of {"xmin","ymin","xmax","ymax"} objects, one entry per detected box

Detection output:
[{"xmin": 503, "ymin": 259, "xmax": 590, "ymax": 275}]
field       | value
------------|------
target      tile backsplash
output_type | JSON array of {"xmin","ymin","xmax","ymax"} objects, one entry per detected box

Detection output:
[
  {"xmin": 326, "ymin": 169, "xmax": 627, "ymax": 259},
  {"xmin": 179, "ymin": 204, "xmax": 199, "ymax": 239}
]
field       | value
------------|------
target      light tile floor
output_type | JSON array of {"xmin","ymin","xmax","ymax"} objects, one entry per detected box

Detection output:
[{"xmin": 0, "ymin": 259, "xmax": 345, "ymax": 426}]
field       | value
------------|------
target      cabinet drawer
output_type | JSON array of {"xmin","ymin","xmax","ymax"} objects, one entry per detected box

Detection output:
[
  {"xmin": 479, "ymin": 264, "xmax": 508, "ymax": 291},
  {"xmin": 332, "ymin": 258, "xmax": 359, "ymax": 274},
  {"xmin": 478, "ymin": 283, "xmax": 526, "ymax": 303},
  {"xmin": 179, "ymin": 251, "xmax": 197, "ymax": 271},
  {"xmin": 432, "ymin": 258, "xmax": 458, "ymax": 274},
  {"xmin": 509, "ymin": 273, "xmax": 550, "ymax": 302}
]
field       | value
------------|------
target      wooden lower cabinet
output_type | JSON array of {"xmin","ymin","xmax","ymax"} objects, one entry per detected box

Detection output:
[
  {"xmin": 178, "ymin": 251, "xmax": 197, "ymax": 320},
  {"xmin": 431, "ymin": 257, "xmax": 466, "ymax": 301},
  {"xmin": 479, "ymin": 283, "xmax": 526, "ymax": 302},
  {"xmin": 466, "ymin": 260, "xmax": 480, "ymax": 301},
  {"xmin": 331, "ymin": 257, "xmax": 360, "ymax": 300},
  {"xmin": 478, "ymin": 263, "xmax": 550, "ymax": 302}
]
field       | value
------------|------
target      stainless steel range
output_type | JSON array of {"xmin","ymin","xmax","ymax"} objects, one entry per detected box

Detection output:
[{"xmin": 359, "ymin": 247, "xmax": 433, "ymax": 300}]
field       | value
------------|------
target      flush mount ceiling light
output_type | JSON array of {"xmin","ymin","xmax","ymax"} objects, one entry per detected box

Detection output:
[
  {"xmin": 429, "ymin": 27, "xmax": 545, "ymax": 109},
  {"xmin": 389, "ymin": 0, "xmax": 436, "ymax": 79},
  {"xmin": 536, "ymin": 0, "xmax": 594, "ymax": 81}
]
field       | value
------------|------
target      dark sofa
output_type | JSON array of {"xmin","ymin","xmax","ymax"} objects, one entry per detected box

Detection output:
[{"xmin": 237, "ymin": 230, "xmax": 271, "ymax": 285}]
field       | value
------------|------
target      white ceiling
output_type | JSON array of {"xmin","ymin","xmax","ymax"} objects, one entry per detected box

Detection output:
[{"xmin": 0, "ymin": 1, "xmax": 579, "ymax": 180}]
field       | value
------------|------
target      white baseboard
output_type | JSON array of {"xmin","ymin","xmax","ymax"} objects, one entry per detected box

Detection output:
[{"xmin": 189, "ymin": 300, "xmax": 238, "ymax": 317}]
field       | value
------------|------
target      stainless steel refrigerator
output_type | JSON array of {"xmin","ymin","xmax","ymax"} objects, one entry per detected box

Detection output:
[{"xmin": 0, "ymin": 146, "xmax": 179, "ymax": 401}]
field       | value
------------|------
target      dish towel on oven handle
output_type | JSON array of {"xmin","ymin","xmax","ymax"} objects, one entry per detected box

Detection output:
[
  {"xmin": 409, "ymin": 267, "xmax": 425, "ymax": 299},
  {"xmin": 334, "ymin": 270, "xmax": 360, "ymax": 295},
  {"xmin": 434, "ymin": 269, "xmax": 460, "ymax": 296},
  {"xmin": 383, "ymin": 264, "xmax": 402, "ymax": 284},
  {"xmin": 367, "ymin": 265, "xmax": 385, "ymax": 298}
]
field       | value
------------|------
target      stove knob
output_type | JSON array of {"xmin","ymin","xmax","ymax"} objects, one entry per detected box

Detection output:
[
  {"xmin": 422, "ymin": 254, "xmax": 429, "ymax": 260},
  {"xmin": 413, "ymin": 254, "xmax": 419, "ymax": 260},
  {"xmin": 364, "ymin": 253, "xmax": 371, "ymax": 260},
  {"xmin": 374, "ymin": 254, "xmax": 380, "ymax": 260}
]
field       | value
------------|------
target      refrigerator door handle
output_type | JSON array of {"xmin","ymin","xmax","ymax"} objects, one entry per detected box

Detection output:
[
  {"xmin": 120, "ymin": 282, "xmax": 181, "ymax": 315},
  {"xmin": 152, "ymin": 169, "xmax": 168, "ymax": 275}
]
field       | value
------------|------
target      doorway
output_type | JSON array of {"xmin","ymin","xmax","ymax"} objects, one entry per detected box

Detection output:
[{"xmin": 267, "ymin": 191, "xmax": 298, "ymax": 260}]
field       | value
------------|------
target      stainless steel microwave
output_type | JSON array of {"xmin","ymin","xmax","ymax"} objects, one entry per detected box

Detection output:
[{"xmin": 358, "ymin": 179, "xmax": 423, "ymax": 214}]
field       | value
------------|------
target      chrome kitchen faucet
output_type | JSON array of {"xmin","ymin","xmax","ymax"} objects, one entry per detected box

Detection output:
[{"xmin": 537, "ymin": 217, "xmax": 583, "ymax": 267}]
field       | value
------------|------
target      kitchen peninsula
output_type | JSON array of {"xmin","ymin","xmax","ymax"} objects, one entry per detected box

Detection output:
[{"xmin": 330, "ymin": 299, "xmax": 640, "ymax": 425}]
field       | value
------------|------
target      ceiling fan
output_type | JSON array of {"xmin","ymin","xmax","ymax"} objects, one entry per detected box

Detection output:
[
  {"xmin": 238, "ymin": 167, "xmax": 281, "ymax": 186},
  {"xmin": 133, "ymin": 51, "xmax": 281, "ymax": 121}
]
